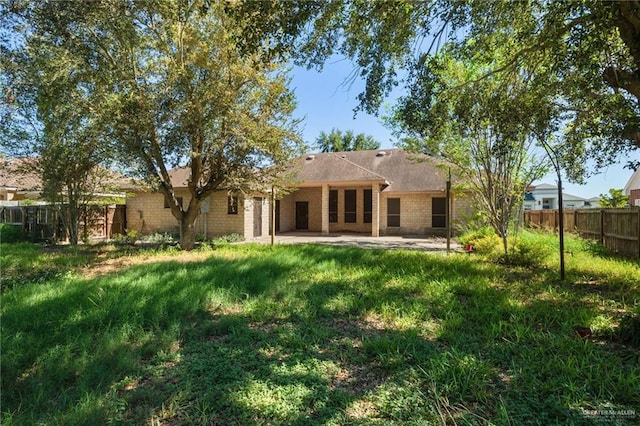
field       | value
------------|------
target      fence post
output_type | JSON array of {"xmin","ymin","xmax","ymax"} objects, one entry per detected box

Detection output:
[{"xmin": 600, "ymin": 209, "xmax": 605, "ymax": 245}]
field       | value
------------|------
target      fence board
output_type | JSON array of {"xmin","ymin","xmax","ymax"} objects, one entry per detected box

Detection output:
[
  {"xmin": 524, "ymin": 208, "xmax": 640, "ymax": 258},
  {"xmin": 0, "ymin": 204, "xmax": 126, "ymax": 242}
]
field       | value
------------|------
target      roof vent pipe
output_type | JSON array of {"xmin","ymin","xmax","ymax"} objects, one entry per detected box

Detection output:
[{"xmin": 376, "ymin": 151, "xmax": 387, "ymax": 157}]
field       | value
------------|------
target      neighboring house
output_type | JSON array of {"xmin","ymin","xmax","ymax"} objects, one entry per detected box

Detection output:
[
  {"xmin": 624, "ymin": 168, "xmax": 640, "ymax": 207},
  {"xmin": 585, "ymin": 197, "xmax": 602, "ymax": 208},
  {"xmin": 523, "ymin": 183, "xmax": 594, "ymax": 210},
  {"xmin": 0, "ymin": 157, "xmax": 43, "ymax": 203},
  {"xmin": 0, "ymin": 157, "xmax": 128, "ymax": 204},
  {"xmin": 126, "ymin": 149, "xmax": 472, "ymax": 239},
  {"xmin": 1, "ymin": 157, "xmax": 129, "ymax": 235}
]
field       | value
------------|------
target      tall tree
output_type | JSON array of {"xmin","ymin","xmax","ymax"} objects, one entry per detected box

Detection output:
[
  {"xmin": 231, "ymin": 1, "xmax": 640, "ymax": 173},
  {"xmin": 1, "ymin": 5, "xmax": 115, "ymax": 244},
  {"xmin": 392, "ymin": 48, "xmax": 550, "ymax": 255},
  {"xmin": 315, "ymin": 128, "xmax": 380, "ymax": 152},
  {"xmin": 3, "ymin": 0, "xmax": 302, "ymax": 250}
]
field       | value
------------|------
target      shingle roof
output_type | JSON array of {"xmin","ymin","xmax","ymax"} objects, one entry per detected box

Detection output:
[
  {"xmin": 161, "ymin": 149, "xmax": 452, "ymax": 193},
  {"xmin": 0, "ymin": 157, "xmax": 132, "ymax": 194},
  {"xmin": 0, "ymin": 157, "xmax": 42, "ymax": 192},
  {"xmin": 288, "ymin": 149, "xmax": 450, "ymax": 192}
]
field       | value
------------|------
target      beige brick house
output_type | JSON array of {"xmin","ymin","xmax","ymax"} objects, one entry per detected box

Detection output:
[
  {"xmin": 277, "ymin": 149, "xmax": 470, "ymax": 237},
  {"xmin": 126, "ymin": 149, "xmax": 471, "ymax": 239},
  {"xmin": 125, "ymin": 167, "xmax": 270, "ymax": 239}
]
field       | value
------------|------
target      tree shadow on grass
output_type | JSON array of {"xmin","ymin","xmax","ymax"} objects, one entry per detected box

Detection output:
[{"xmin": 2, "ymin": 244, "xmax": 638, "ymax": 424}]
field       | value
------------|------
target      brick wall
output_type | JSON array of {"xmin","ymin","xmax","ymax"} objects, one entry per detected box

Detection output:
[
  {"xmin": 126, "ymin": 190, "xmax": 247, "ymax": 238},
  {"xmin": 126, "ymin": 191, "xmax": 184, "ymax": 235},
  {"xmin": 198, "ymin": 191, "xmax": 245, "ymax": 238},
  {"xmin": 278, "ymin": 193, "xmax": 295, "ymax": 232},
  {"xmin": 380, "ymin": 192, "xmax": 431, "ymax": 235},
  {"xmin": 276, "ymin": 186, "xmax": 475, "ymax": 236},
  {"xmin": 279, "ymin": 187, "xmax": 323, "ymax": 231},
  {"xmin": 631, "ymin": 189, "xmax": 640, "ymax": 207}
]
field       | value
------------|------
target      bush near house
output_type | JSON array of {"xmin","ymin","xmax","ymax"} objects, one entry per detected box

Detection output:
[{"xmin": 0, "ymin": 224, "xmax": 26, "ymax": 243}]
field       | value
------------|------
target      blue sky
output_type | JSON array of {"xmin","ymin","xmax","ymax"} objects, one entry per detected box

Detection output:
[{"xmin": 291, "ymin": 60, "xmax": 637, "ymax": 200}]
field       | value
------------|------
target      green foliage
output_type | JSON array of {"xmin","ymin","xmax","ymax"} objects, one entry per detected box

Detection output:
[
  {"xmin": 315, "ymin": 128, "xmax": 381, "ymax": 152},
  {"xmin": 503, "ymin": 234, "xmax": 553, "ymax": 267},
  {"xmin": 214, "ymin": 233, "xmax": 245, "ymax": 244},
  {"xmin": 617, "ymin": 313, "xmax": 640, "ymax": 348},
  {"xmin": 458, "ymin": 227, "xmax": 500, "ymax": 255},
  {"xmin": 470, "ymin": 234, "xmax": 503, "ymax": 257},
  {"xmin": 2, "ymin": 1, "xmax": 303, "ymax": 250},
  {"xmin": 391, "ymin": 46, "xmax": 550, "ymax": 256},
  {"xmin": 228, "ymin": 0, "xmax": 640, "ymax": 170},
  {"xmin": 599, "ymin": 188, "xmax": 629, "ymax": 208},
  {"xmin": 197, "ymin": 233, "xmax": 245, "ymax": 250},
  {"xmin": 1, "ymin": 240, "xmax": 638, "ymax": 423},
  {"xmin": 112, "ymin": 229, "xmax": 139, "ymax": 245},
  {"xmin": 0, "ymin": 224, "xmax": 26, "ymax": 243}
]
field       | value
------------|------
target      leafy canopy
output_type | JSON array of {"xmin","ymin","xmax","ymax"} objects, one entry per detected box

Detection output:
[{"xmin": 315, "ymin": 128, "xmax": 380, "ymax": 153}]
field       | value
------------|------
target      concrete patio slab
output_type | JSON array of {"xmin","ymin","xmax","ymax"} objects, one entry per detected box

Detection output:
[{"xmin": 247, "ymin": 232, "xmax": 460, "ymax": 252}]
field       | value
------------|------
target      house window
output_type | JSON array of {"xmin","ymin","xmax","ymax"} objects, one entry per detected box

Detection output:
[
  {"xmin": 363, "ymin": 189, "xmax": 372, "ymax": 223},
  {"xmin": 329, "ymin": 189, "xmax": 338, "ymax": 223},
  {"xmin": 228, "ymin": 196, "xmax": 239, "ymax": 215},
  {"xmin": 432, "ymin": 197, "xmax": 447, "ymax": 228},
  {"xmin": 164, "ymin": 196, "xmax": 183, "ymax": 209},
  {"xmin": 387, "ymin": 198, "xmax": 400, "ymax": 227},
  {"xmin": 344, "ymin": 189, "xmax": 357, "ymax": 223}
]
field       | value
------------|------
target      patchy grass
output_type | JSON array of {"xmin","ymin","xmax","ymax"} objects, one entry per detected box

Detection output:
[{"xmin": 1, "ymin": 236, "xmax": 639, "ymax": 425}]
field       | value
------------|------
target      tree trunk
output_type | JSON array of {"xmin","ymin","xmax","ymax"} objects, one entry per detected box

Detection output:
[
  {"xmin": 180, "ymin": 219, "xmax": 197, "ymax": 251},
  {"xmin": 65, "ymin": 202, "xmax": 80, "ymax": 245},
  {"xmin": 177, "ymin": 200, "xmax": 202, "ymax": 251}
]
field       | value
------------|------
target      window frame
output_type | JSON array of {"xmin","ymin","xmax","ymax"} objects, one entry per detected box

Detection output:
[
  {"xmin": 432, "ymin": 197, "xmax": 447, "ymax": 228},
  {"xmin": 387, "ymin": 198, "xmax": 400, "ymax": 227},
  {"xmin": 363, "ymin": 189, "xmax": 372, "ymax": 224},
  {"xmin": 227, "ymin": 196, "xmax": 239, "ymax": 215},
  {"xmin": 344, "ymin": 189, "xmax": 357, "ymax": 223}
]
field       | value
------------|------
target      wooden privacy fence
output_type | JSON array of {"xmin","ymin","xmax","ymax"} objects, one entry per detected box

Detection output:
[
  {"xmin": 523, "ymin": 208, "xmax": 640, "ymax": 258},
  {"xmin": 0, "ymin": 204, "xmax": 126, "ymax": 242}
]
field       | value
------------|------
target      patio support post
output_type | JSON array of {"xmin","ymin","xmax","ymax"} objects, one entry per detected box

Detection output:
[
  {"xmin": 321, "ymin": 184, "xmax": 329, "ymax": 234},
  {"xmin": 372, "ymin": 184, "xmax": 380, "ymax": 237}
]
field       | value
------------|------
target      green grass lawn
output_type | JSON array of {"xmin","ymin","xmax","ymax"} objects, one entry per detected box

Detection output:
[{"xmin": 1, "ymin": 236, "xmax": 639, "ymax": 425}]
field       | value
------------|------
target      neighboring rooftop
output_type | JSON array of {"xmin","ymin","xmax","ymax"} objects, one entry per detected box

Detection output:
[{"xmin": 0, "ymin": 157, "xmax": 42, "ymax": 192}]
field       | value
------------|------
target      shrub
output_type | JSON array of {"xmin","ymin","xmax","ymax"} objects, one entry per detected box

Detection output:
[
  {"xmin": 617, "ymin": 313, "xmax": 640, "ymax": 348},
  {"xmin": 504, "ymin": 236, "xmax": 552, "ymax": 267},
  {"xmin": 141, "ymin": 232, "xmax": 176, "ymax": 245},
  {"xmin": 459, "ymin": 227, "xmax": 502, "ymax": 257},
  {"xmin": 457, "ymin": 226, "xmax": 495, "ymax": 247},
  {"xmin": 0, "ymin": 224, "xmax": 27, "ymax": 243},
  {"xmin": 112, "ymin": 229, "xmax": 139, "ymax": 245},
  {"xmin": 216, "ymin": 233, "xmax": 244, "ymax": 244}
]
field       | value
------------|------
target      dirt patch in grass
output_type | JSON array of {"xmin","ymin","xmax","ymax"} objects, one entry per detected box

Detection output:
[{"xmin": 80, "ymin": 251, "xmax": 213, "ymax": 279}]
